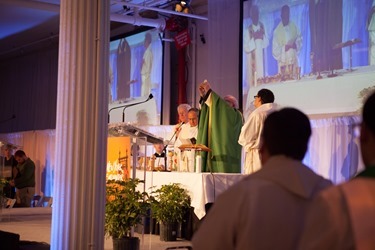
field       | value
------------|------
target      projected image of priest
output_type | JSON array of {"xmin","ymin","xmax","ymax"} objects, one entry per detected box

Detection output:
[
  {"xmin": 116, "ymin": 38, "xmax": 131, "ymax": 100},
  {"xmin": 141, "ymin": 32, "xmax": 153, "ymax": 97},
  {"xmin": 243, "ymin": 5, "xmax": 269, "ymax": 88},
  {"xmin": 272, "ymin": 5, "xmax": 302, "ymax": 76}
]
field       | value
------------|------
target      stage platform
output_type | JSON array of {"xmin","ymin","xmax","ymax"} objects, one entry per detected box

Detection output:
[{"xmin": 0, "ymin": 207, "xmax": 191, "ymax": 250}]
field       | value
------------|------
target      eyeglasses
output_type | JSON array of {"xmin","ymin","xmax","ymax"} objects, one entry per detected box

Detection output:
[{"xmin": 254, "ymin": 95, "xmax": 259, "ymax": 99}]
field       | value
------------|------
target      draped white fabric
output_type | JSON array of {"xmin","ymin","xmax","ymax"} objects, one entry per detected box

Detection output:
[
  {"xmin": 304, "ymin": 115, "xmax": 364, "ymax": 184},
  {"xmin": 0, "ymin": 130, "xmax": 55, "ymax": 196},
  {"xmin": 0, "ymin": 115, "xmax": 363, "ymax": 197}
]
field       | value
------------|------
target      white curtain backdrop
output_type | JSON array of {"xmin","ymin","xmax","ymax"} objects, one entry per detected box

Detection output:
[
  {"xmin": 0, "ymin": 115, "xmax": 363, "ymax": 198},
  {"xmin": 0, "ymin": 130, "xmax": 55, "ymax": 196},
  {"xmin": 304, "ymin": 115, "xmax": 363, "ymax": 184}
]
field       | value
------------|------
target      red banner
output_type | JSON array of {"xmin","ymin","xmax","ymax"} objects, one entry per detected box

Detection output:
[{"xmin": 174, "ymin": 29, "xmax": 191, "ymax": 50}]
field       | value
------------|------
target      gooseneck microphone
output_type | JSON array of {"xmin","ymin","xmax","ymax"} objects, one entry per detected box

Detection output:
[
  {"xmin": 107, "ymin": 94, "xmax": 153, "ymax": 123},
  {"xmin": 162, "ymin": 121, "xmax": 185, "ymax": 171},
  {"xmin": 122, "ymin": 94, "xmax": 153, "ymax": 122}
]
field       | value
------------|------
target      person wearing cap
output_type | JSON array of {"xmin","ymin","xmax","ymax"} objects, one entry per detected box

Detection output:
[{"xmin": 238, "ymin": 88, "xmax": 277, "ymax": 174}]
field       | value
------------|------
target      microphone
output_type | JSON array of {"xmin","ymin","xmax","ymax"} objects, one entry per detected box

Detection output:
[
  {"xmin": 122, "ymin": 94, "xmax": 153, "ymax": 122},
  {"xmin": 107, "ymin": 94, "xmax": 153, "ymax": 123},
  {"xmin": 163, "ymin": 122, "xmax": 185, "ymax": 149},
  {"xmin": 162, "ymin": 122, "xmax": 185, "ymax": 171},
  {"xmin": 0, "ymin": 114, "xmax": 16, "ymax": 124}
]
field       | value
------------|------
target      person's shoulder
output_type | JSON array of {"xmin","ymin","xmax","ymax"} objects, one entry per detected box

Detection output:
[{"xmin": 273, "ymin": 22, "xmax": 283, "ymax": 32}]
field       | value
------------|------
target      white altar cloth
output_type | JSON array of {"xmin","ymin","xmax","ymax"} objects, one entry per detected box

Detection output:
[{"xmin": 133, "ymin": 171, "xmax": 245, "ymax": 220}]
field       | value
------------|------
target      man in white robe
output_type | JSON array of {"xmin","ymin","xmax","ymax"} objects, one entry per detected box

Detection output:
[
  {"xmin": 192, "ymin": 108, "xmax": 332, "ymax": 250},
  {"xmin": 174, "ymin": 108, "xmax": 198, "ymax": 172},
  {"xmin": 272, "ymin": 5, "xmax": 302, "ymax": 75},
  {"xmin": 238, "ymin": 89, "xmax": 277, "ymax": 174}
]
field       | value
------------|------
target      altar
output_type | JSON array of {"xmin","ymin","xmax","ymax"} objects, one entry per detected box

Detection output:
[{"xmin": 133, "ymin": 170, "xmax": 245, "ymax": 220}]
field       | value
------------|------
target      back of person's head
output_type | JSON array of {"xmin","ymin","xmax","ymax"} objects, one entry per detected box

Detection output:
[
  {"xmin": 223, "ymin": 95, "xmax": 239, "ymax": 109},
  {"xmin": 263, "ymin": 108, "xmax": 311, "ymax": 160},
  {"xmin": 257, "ymin": 89, "xmax": 275, "ymax": 104},
  {"xmin": 178, "ymin": 103, "xmax": 191, "ymax": 112},
  {"xmin": 14, "ymin": 150, "xmax": 26, "ymax": 158},
  {"xmin": 188, "ymin": 107, "xmax": 199, "ymax": 115},
  {"xmin": 363, "ymin": 92, "xmax": 375, "ymax": 135}
]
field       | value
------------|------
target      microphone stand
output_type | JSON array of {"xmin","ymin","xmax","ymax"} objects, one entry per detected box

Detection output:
[
  {"xmin": 122, "ymin": 94, "xmax": 153, "ymax": 122},
  {"xmin": 162, "ymin": 122, "xmax": 185, "ymax": 171},
  {"xmin": 107, "ymin": 94, "xmax": 153, "ymax": 123}
]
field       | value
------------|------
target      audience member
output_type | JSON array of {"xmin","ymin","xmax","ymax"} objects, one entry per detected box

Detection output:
[
  {"xmin": 10, "ymin": 150, "xmax": 36, "ymax": 207},
  {"xmin": 197, "ymin": 80, "xmax": 243, "ymax": 173},
  {"xmin": 1, "ymin": 144, "xmax": 18, "ymax": 199},
  {"xmin": 272, "ymin": 5, "xmax": 302, "ymax": 75},
  {"xmin": 299, "ymin": 92, "xmax": 375, "ymax": 250},
  {"xmin": 238, "ymin": 89, "xmax": 277, "ymax": 174},
  {"xmin": 192, "ymin": 108, "xmax": 332, "ymax": 250}
]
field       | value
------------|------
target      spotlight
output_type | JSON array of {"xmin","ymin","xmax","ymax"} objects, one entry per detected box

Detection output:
[{"xmin": 175, "ymin": 0, "xmax": 190, "ymax": 13}]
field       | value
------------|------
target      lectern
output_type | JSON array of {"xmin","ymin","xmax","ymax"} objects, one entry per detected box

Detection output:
[{"xmin": 108, "ymin": 123, "xmax": 164, "ymax": 180}]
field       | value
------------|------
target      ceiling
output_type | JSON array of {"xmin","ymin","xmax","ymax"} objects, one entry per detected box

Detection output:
[{"xmin": 0, "ymin": 0, "xmax": 207, "ymax": 59}]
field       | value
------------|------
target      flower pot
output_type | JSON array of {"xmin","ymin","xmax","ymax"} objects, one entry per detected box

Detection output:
[
  {"xmin": 112, "ymin": 236, "xmax": 139, "ymax": 250},
  {"xmin": 160, "ymin": 221, "xmax": 178, "ymax": 241}
]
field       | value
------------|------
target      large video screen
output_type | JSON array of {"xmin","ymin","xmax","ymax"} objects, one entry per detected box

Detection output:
[
  {"xmin": 109, "ymin": 28, "xmax": 163, "ymax": 125},
  {"xmin": 242, "ymin": 0, "xmax": 375, "ymax": 116}
]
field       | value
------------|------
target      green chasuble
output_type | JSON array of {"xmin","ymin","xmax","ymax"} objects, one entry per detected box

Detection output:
[{"xmin": 197, "ymin": 91, "xmax": 242, "ymax": 173}]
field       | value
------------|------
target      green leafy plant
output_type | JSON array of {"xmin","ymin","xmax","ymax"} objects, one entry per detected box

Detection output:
[
  {"xmin": 150, "ymin": 183, "xmax": 191, "ymax": 223},
  {"xmin": 105, "ymin": 178, "xmax": 149, "ymax": 239}
]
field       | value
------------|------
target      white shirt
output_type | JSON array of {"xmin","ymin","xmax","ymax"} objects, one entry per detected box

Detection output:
[{"xmin": 192, "ymin": 155, "xmax": 332, "ymax": 250}]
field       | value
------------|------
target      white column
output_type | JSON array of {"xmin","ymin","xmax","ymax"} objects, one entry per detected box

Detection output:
[{"xmin": 51, "ymin": 0, "xmax": 109, "ymax": 249}]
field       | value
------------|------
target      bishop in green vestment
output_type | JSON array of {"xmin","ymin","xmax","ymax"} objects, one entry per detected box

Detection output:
[{"xmin": 197, "ymin": 81, "xmax": 243, "ymax": 173}]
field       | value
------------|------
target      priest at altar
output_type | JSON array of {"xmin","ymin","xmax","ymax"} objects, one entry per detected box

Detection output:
[{"xmin": 197, "ymin": 80, "xmax": 243, "ymax": 173}]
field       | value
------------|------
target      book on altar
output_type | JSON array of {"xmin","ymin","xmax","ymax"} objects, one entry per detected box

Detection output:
[{"xmin": 178, "ymin": 143, "xmax": 211, "ymax": 152}]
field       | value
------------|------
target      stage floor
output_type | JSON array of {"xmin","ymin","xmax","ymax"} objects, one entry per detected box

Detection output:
[{"xmin": 0, "ymin": 207, "xmax": 191, "ymax": 250}]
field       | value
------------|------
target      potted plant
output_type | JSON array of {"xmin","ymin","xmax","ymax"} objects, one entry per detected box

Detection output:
[
  {"xmin": 105, "ymin": 178, "xmax": 149, "ymax": 250},
  {"xmin": 150, "ymin": 183, "xmax": 191, "ymax": 241}
]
